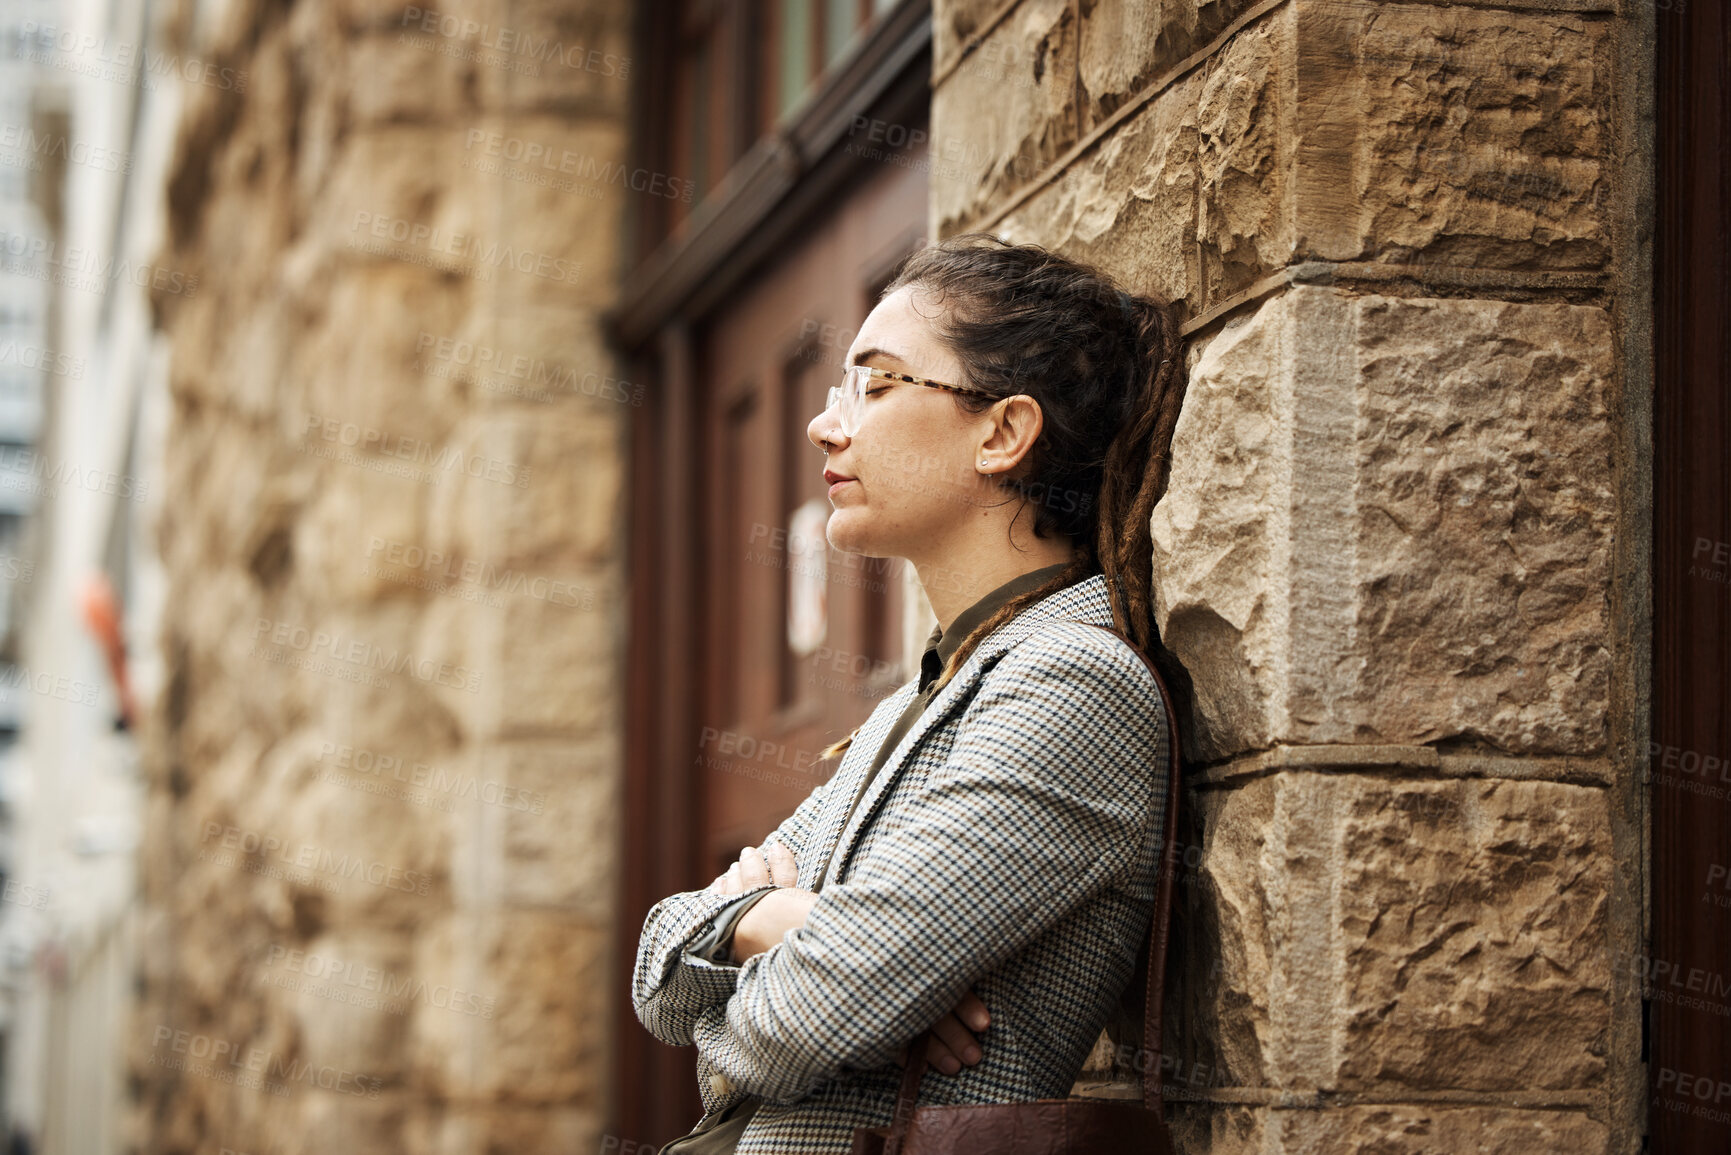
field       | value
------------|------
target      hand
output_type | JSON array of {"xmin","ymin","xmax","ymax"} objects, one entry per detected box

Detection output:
[
  {"xmin": 730, "ymin": 886, "xmax": 821, "ymax": 963},
  {"xmin": 896, "ymin": 989, "xmax": 990, "ymax": 1076},
  {"xmin": 708, "ymin": 841, "xmax": 800, "ymax": 896}
]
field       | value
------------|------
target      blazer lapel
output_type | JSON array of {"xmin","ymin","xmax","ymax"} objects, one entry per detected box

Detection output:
[{"xmin": 812, "ymin": 574, "xmax": 1119, "ymax": 888}]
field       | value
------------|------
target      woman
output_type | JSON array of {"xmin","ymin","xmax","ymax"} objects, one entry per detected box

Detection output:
[{"xmin": 633, "ymin": 235, "xmax": 1190, "ymax": 1153}]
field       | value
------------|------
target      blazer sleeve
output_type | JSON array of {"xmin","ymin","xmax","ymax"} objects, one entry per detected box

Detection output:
[
  {"xmin": 631, "ymin": 776, "xmax": 837, "ymax": 1047},
  {"xmin": 687, "ymin": 886, "xmax": 779, "ymax": 963},
  {"xmin": 689, "ymin": 625, "xmax": 1168, "ymax": 1105}
]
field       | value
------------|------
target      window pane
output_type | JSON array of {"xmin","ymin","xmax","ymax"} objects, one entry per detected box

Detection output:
[
  {"xmin": 823, "ymin": 0, "xmax": 855, "ymax": 65},
  {"xmin": 778, "ymin": 0, "xmax": 812, "ymax": 118}
]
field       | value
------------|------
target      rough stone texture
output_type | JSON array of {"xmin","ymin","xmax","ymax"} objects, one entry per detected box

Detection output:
[
  {"xmin": 930, "ymin": 0, "xmax": 1082, "ymax": 239},
  {"xmin": 996, "ymin": 67, "xmax": 1204, "ymax": 307},
  {"xmin": 1150, "ymin": 287, "xmax": 1614, "ymax": 761},
  {"xmin": 933, "ymin": 0, "xmax": 1005, "ymax": 72},
  {"xmin": 1174, "ymin": 774, "xmax": 1612, "ymax": 1092},
  {"xmin": 940, "ymin": 2, "xmax": 1612, "ymax": 314},
  {"xmin": 1168, "ymin": 1102, "xmax": 1608, "ymax": 1154},
  {"xmin": 1078, "ymin": 0, "xmax": 1270, "ymax": 127},
  {"xmin": 128, "ymin": 0, "xmax": 630, "ymax": 1147},
  {"xmin": 1303, "ymin": 1, "xmax": 1611, "ymax": 272},
  {"xmin": 1195, "ymin": 10, "xmax": 1287, "ymax": 308}
]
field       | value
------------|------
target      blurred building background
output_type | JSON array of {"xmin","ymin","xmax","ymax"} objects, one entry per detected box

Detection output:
[
  {"xmin": 0, "ymin": 0, "xmax": 171, "ymax": 1148},
  {"xmin": 0, "ymin": 0, "xmax": 1718, "ymax": 1152}
]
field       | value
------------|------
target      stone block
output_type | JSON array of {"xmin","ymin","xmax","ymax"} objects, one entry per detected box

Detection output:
[
  {"xmin": 315, "ymin": 127, "xmax": 496, "ymax": 284},
  {"xmin": 484, "ymin": 588, "xmax": 617, "ymax": 737},
  {"xmin": 292, "ymin": 1095, "xmax": 415, "ymax": 1151},
  {"xmin": 469, "ymin": 0, "xmax": 632, "ymax": 118},
  {"xmin": 938, "ymin": 2, "xmax": 1285, "ymax": 298},
  {"xmin": 297, "ymin": 455, "xmax": 430, "ymax": 604},
  {"xmin": 486, "ymin": 121, "xmax": 628, "ymax": 313},
  {"xmin": 277, "ymin": 931, "xmax": 416, "ymax": 1081},
  {"xmin": 1287, "ymin": 1106, "xmax": 1608, "ymax": 1154},
  {"xmin": 1298, "ymin": 1, "xmax": 1611, "ymax": 271},
  {"xmin": 496, "ymin": 741, "xmax": 619, "ymax": 915},
  {"xmin": 1151, "ymin": 287, "xmax": 1614, "ymax": 759},
  {"xmin": 1181, "ymin": 773, "xmax": 1612, "ymax": 1093},
  {"xmin": 182, "ymin": 650, "xmax": 459, "ymax": 899},
  {"xmin": 293, "ymin": 266, "xmax": 471, "ymax": 446},
  {"xmin": 410, "ymin": 1105, "xmax": 606, "ymax": 1155},
  {"xmin": 1079, "ymin": 0, "xmax": 1270, "ymax": 126},
  {"xmin": 444, "ymin": 740, "xmax": 619, "ymax": 916},
  {"xmin": 996, "ymin": 65, "xmax": 1203, "ymax": 309},
  {"xmin": 1196, "ymin": 11, "xmax": 1287, "ymax": 307},
  {"xmin": 347, "ymin": 32, "xmax": 485, "ymax": 125},
  {"xmin": 413, "ymin": 913, "xmax": 610, "ymax": 1105},
  {"xmin": 319, "ymin": 117, "xmax": 616, "ymax": 311},
  {"xmin": 934, "ymin": 0, "xmax": 1007, "ymax": 72},
  {"xmin": 439, "ymin": 307, "xmax": 628, "ymax": 413},
  {"xmin": 931, "ymin": 0, "xmax": 1081, "ymax": 236},
  {"xmin": 427, "ymin": 409, "xmax": 623, "ymax": 574},
  {"xmin": 335, "ymin": 0, "xmax": 629, "ymax": 116},
  {"xmin": 1169, "ymin": 1101, "xmax": 1607, "ymax": 1154},
  {"xmin": 944, "ymin": 1, "xmax": 1611, "ymax": 305},
  {"xmin": 1167, "ymin": 1103, "xmax": 1265, "ymax": 1155}
]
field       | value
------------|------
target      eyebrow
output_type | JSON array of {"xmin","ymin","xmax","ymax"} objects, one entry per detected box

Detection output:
[{"xmin": 847, "ymin": 346, "xmax": 911, "ymax": 369}]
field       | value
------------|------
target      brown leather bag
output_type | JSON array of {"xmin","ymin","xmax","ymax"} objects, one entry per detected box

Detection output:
[{"xmin": 849, "ymin": 622, "xmax": 1183, "ymax": 1155}]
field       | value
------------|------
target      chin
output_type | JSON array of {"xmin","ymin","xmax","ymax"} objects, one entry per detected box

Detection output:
[{"xmin": 823, "ymin": 509, "xmax": 885, "ymax": 557}]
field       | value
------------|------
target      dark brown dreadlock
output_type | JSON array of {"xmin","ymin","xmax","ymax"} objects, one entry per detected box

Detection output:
[{"xmin": 818, "ymin": 234, "xmax": 1193, "ymax": 763}]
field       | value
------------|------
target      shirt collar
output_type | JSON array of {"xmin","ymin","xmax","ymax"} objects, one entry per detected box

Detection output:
[{"xmin": 919, "ymin": 561, "xmax": 1076, "ymax": 690}]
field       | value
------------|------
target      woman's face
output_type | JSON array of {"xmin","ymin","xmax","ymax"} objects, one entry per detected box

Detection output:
[{"xmin": 807, "ymin": 285, "xmax": 1013, "ymax": 560}]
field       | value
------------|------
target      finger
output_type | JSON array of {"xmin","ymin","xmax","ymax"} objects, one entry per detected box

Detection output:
[
  {"xmin": 927, "ymin": 1013, "xmax": 981, "ymax": 1072},
  {"xmin": 738, "ymin": 846, "xmax": 771, "ymax": 888},
  {"xmin": 766, "ymin": 843, "xmax": 799, "ymax": 887},
  {"xmin": 955, "ymin": 989, "xmax": 991, "ymax": 1033},
  {"xmin": 917, "ymin": 1018, "xmax": 962, "ymax": 1075},
  {"xmin": 720, "ymin": 862, "xmax": 742, "ymax": 895}
]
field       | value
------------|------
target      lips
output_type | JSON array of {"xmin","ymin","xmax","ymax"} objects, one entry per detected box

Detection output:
[{"xmin": 823, "ymin": 470, "xmax": 855, "ymax": 485}]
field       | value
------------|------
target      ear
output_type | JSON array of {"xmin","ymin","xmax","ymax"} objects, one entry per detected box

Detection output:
[{"xmin": 977, "ymin": 394, "xmax": 1045, "ymax": 472}]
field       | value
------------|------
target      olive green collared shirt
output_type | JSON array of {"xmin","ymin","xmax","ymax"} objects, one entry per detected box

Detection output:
[{"xmin": 663, "ymin": 561, "xmax": 1075, "ymax": 1154}]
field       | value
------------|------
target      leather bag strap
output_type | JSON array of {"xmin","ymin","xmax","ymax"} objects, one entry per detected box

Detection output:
[
  {"xmin": 884, "ymin": 1036, "xmax": 931, "ymax": 1154},
  {"xmin": 882, "ymin": 622, "xmax": 1183, "ymax": 1147}
]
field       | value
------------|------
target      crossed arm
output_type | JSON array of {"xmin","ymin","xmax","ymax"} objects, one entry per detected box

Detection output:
[
  {"xmin": 709, "ymin": 843, "xmax": 993, "ymax": 1075},
  {"xmin": 630, "ymin": 777, "xmax": 835, "ymax": 1047},
  {"xmin": 631, "ymin": 630, "xmax": 1165, "ymax": 1106}
]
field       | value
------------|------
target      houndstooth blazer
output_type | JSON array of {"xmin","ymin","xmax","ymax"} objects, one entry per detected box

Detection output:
[{"xmin": 632, "ymin": 572, "xmax": 1171, "ymax": 1153}]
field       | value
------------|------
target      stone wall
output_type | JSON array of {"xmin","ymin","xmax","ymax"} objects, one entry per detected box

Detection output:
[
  {"xmin": 128, "ymin": 0, "xmax": 633, "ymax": 1149},
  {"xmin": 933, "ymin": 0, "xmax": 1647, "ymax": 1149}
]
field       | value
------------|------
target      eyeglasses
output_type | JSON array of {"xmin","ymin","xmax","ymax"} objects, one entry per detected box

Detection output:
[{"xmin": 822, "ymin": 364, "xmax": 996, "ymax": 438}]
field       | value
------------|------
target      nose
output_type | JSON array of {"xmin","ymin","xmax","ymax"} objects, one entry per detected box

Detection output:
[{"xmin": 808, "ymin": 403, "xmax": 848, "ymax": 453}]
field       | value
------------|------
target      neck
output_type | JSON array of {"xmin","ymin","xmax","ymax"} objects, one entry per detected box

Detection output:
[{"xmin": 913, "ymin": 535, "xmax": 1079, "ymax": 633}]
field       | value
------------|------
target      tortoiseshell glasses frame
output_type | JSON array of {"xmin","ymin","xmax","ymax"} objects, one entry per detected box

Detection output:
[{"xmin": 823, "ymin": 364, "xmax": 997, "ymax": 437}]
